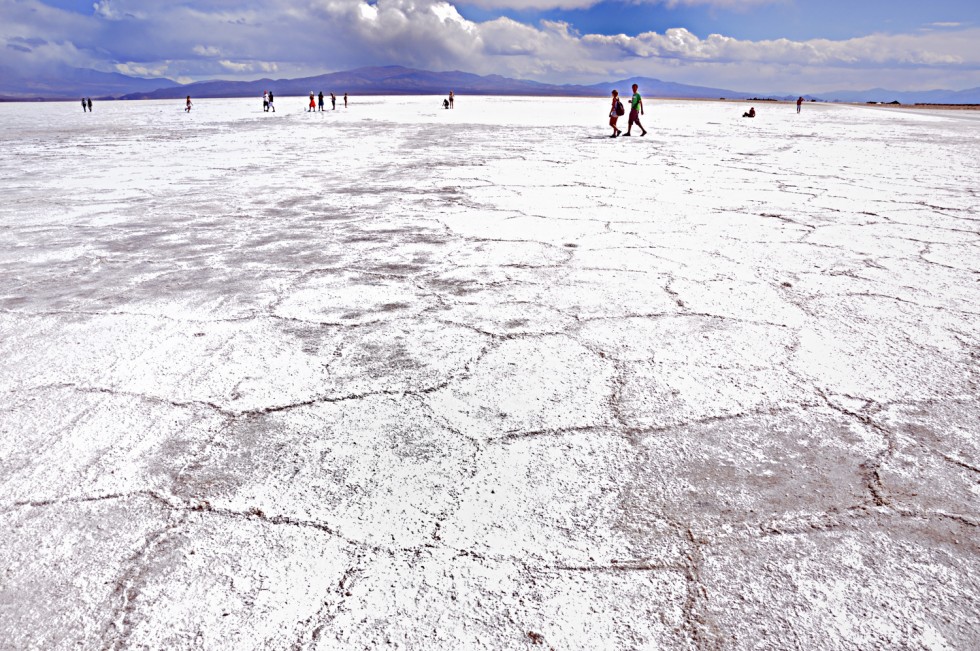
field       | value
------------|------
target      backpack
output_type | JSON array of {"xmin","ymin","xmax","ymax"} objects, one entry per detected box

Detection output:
[{"xmin": 615, "ymin": 100, "xmax": 625, "ymax": 116}]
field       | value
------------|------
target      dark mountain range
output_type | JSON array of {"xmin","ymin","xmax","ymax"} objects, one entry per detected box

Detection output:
[
  {"xmin": 2, "ymin": 64, "xmax": 978, "ymax": 104},
  {"xmin": 0, "ymin": 65, "xmax": 178, "ymax": 100},
  {"xmin": 115, "ymin": 66, "xmax": 754, "ymax": 100},
  {"xmin": 118, "ymin": 66, "xmax": 565, "ymax": 99},
  {"xmin": 580, "ymin": 76, "xmax": 754, "ymax": 100}
]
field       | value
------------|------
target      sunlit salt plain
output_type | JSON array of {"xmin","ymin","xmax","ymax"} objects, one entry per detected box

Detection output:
[{"xmin": 0, "ymin": 95, "xmax": 977, "ymax": 649}]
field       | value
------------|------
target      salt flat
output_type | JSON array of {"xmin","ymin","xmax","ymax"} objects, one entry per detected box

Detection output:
[{"xmin": 0, "ymin": 95, "xmax": 977, "ymax": 650}]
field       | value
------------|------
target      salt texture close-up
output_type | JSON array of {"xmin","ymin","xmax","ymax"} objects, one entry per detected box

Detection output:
[{"xmin": 0, "ymin": 96, "xmax": 977, "ymax": 649}]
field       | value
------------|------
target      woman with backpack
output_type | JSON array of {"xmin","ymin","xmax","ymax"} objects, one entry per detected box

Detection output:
[{"xmin": 609, "ymin": 90, "xmax": 623, "ymax": 138}]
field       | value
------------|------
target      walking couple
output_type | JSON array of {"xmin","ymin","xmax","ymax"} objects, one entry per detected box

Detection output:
[{"xmin": 609, "ymin": 84, "xmax": 647, "ymax": 138}]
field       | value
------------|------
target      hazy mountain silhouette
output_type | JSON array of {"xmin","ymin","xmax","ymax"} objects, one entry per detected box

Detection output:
[
  {"xmin": 816, "ymin": 87, "xmax": 980, "ymax": 104},
  {"xmin": 2, "ymin": 64, "xmax": 978, "ymax": 104},
  {"xmin": 0, "ymin": 65, "xmax": 178, "ymax": 100},
  {"xmin": 115, "ymin": 66, "xmax": 753, "ymax": 100}
]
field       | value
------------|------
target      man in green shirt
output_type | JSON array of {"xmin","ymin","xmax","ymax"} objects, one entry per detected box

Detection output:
[{"xmin": 624, "ymin": 83, "xmax": 647, "ymax": 137}]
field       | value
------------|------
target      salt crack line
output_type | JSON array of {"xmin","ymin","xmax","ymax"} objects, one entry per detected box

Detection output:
[
  {"xmin": 9, "ymin": 355, "xmax": 497, "ymax": 418},
  {"xmin": 815, "ymin": 386, "xmax": 896, "ymax": 508},
  {"xmin": 0, "ymin": 307, "xmax": 261, "ymax": 324}
]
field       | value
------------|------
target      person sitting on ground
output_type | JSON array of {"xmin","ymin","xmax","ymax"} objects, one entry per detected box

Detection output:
[
  {"xmin": 443, "ymin": 98, "xmax": 450, "ymax": 109},
  {"xmin": 743, "ymin": 107, "xmax": 756, "ymax": 118}
]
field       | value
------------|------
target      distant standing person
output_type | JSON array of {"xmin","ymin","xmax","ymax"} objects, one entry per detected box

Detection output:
[
  {"xmin": 449, "ymin": 91, "xmax": 454, "ymax": 108},
  {"xmin": 331, "ymin": 92, "xmax": 336, "ymax": 110},
  {"xmin": 309, "ymin": 92, "xmax": 316, "ymax": 112},
  {"xmin": 81, "ymin": 98, "xmax": 87, "ymax": 112},
  {"xmin": 623, "ymin": 84, "xmax": 646, "ymax": 136},
  {"xmin": 263, "ymin": 91, "xmax": 269, "ymax": 112},
  {"xmin": 267, "ymin": 91, "xmax": 275, "ymax": 112},
  {"xmin": 318, "ymin": 91, "xmax": 324, "ymax": 111},
  {"xmin": 344, "ymin": 92, "xmax": 348, "ymax": 108},
  {"xmin": 87, "ymin": 98, "xmax": 92, "ymax": 112},
  {"xmin": 185, "ymin": 96, "xmax": 193, "ymax": 112},
  {"xmin": 797, "ymin": 96, "xmax": 803, "ymax": 113},
  {"xmin": 608, "ymin": 90, "xmax": 623, "ymax": 137}
]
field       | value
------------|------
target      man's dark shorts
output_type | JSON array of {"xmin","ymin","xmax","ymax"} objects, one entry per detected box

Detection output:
[{"xmin": 629, "ymin": 109, "xmax": 641, "ymax": 124}]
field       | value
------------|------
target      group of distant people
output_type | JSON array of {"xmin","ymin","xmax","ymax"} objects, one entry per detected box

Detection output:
[
  {"xmin": 80, "ymin": 98, "xmax": 93, "ymax": 112},
  {"xmin": 307, "ymin": 91, "xmax": 347, "ymax": 112},
  {"xmin": 608, "ymin": 84, "xmax": 647, "ymax": 137},
  {"xmin": 606, "ymin": 85, "xmax": 809, "ymax": 135},
  {"xmin": 742, "ymin": 96, "xmax": 805, "ymax": 119},
  {"xmin": 172, "ymin": 87, "xmax": 808, "ymax": 128}
]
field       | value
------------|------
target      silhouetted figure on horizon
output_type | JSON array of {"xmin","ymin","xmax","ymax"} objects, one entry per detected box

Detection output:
[
  {"xmin": 743, "ymin": 107, "xmax": 756, "ymax": 118},
  {"xmin": 318, "ymin": 91, "xmax": 324, "ymax": 112},
  {"xmin": 81, "ymin": 98, "xmax": 87, "ymax": 112},
  {"xmin": 331, "ymin": 93, "xmax": 336, "ymax": 110},
  {"xmin": 797, "ymin": 97, "xmax": 804, "ymax": 113},
  {"xmin": 87, "ymin": 98, "xmax": 92, "ymax": 112},
  {"xmin": 344, "ymin": 92, "xmax": 348, "ymax": 108}
]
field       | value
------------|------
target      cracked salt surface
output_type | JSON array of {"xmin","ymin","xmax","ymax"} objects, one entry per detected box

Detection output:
[{"xmin": 0, "ymin": 96, "xmax": 977, "ymax": 649}]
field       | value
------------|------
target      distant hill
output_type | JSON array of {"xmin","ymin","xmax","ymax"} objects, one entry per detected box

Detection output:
[
  {"xmin": 117, "ymin": 66, "xmax": 754, "ymax": 100},
  {"xmin": 118, "ymin": 66, "xmax": 566, "ymax": 99},
  {"xmin": 0, "ymin": 65, "xmax": 179, "ymax": 100},
  {"xmin": 819, "ymin": 87, "xmax": 980, "ymax": 104},
  {"xmin": 2, "ymin": 64, "xmax": 978, "ymax": 104},
  {"xmin": 579, "ymin": 76, "xmax": 754, "ymax": 100}
]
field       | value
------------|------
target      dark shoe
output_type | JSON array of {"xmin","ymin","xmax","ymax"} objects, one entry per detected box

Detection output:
[
  {"xmin": 610, "ymin": 134, "xmax": 617, "ymax": 138},
  {"xmin": 623, "ymin": 132, "xmax": 631, "ymax": 136},
  {"xmin": 641, "ymin": 131, "xmax": 647, "ymax": 136}
]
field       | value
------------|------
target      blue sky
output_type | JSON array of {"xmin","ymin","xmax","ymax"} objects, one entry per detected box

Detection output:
[
  {"xmin": 3, "ymin": 0, "xmax": 979, "ymax": 92},
  {"xmin": 458, "ymin": 0, "xmax": 976, "ymax": 41}
]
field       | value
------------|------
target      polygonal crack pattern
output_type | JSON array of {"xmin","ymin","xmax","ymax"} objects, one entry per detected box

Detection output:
[{"xmin": 0, "ymin": 99, "xmax": 977, "ymax": 649}]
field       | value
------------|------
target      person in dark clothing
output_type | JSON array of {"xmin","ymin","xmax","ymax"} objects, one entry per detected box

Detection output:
[
  {"xmin": 331, "ymin": 93, "xmax": 336, "ymax": 110},
  {"xmin": 742, "ymin": 107, "xmax": 756, "ymax": 118},
  {"xmin": 87, "ymin": 98, "xmax": 92, "ymax": 111},
  {"xmin": 82, "ymin": 98, "xmax": 87, "ymax": 112},
  {"xmin": 318, "ymin": 92, "xmax": 324, "ymax": 111}
]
